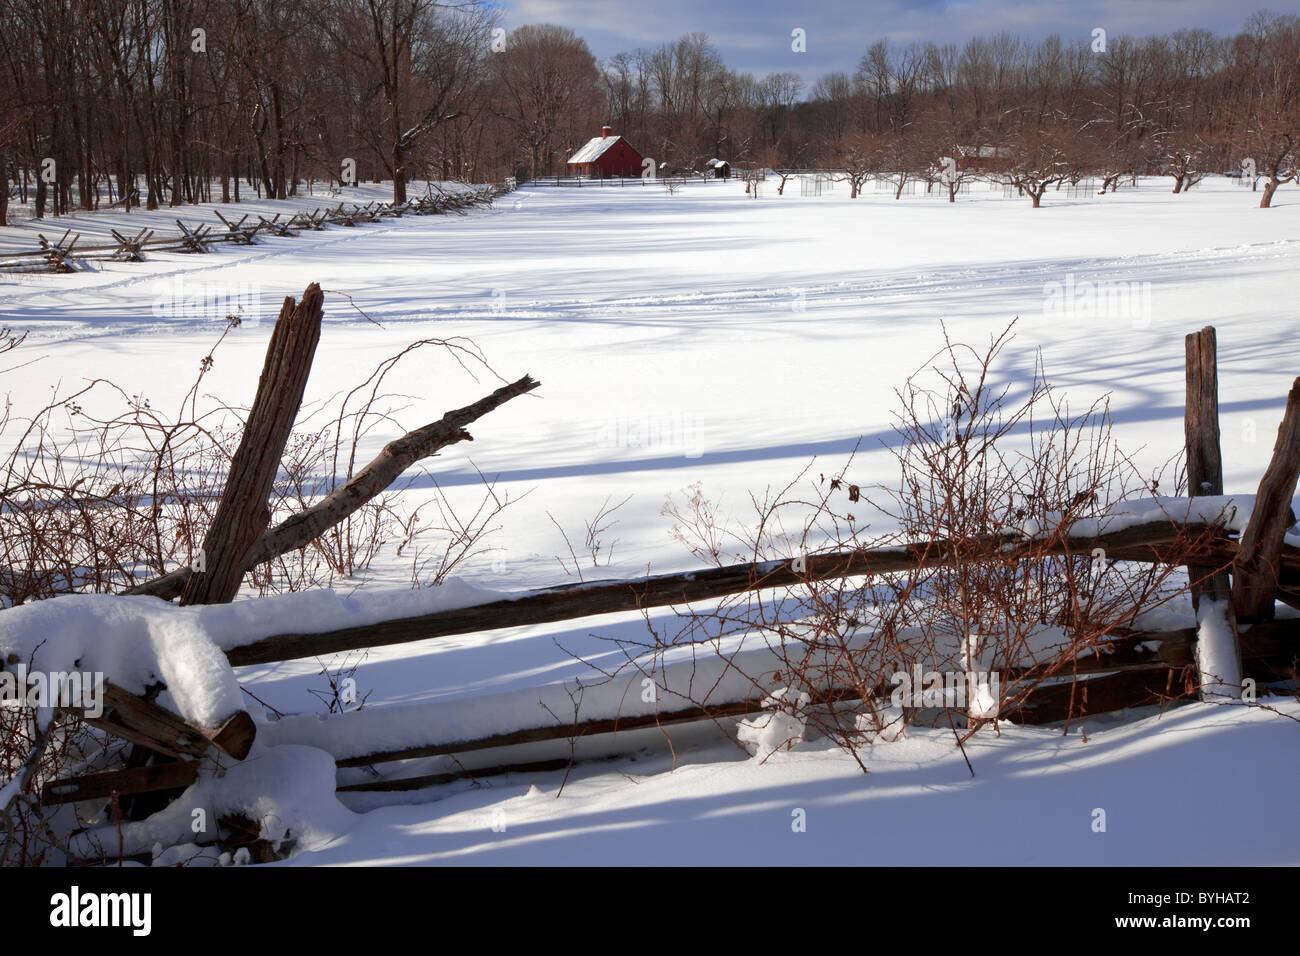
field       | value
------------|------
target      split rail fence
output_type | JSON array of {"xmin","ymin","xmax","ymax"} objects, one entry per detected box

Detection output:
[
  {"xmin": 17, "ymin": 301, "xmax": 1296, "ymax": 860},
  {"xmin": 0, "ymin": 184, "xmax": 509, "ymax": 275}
]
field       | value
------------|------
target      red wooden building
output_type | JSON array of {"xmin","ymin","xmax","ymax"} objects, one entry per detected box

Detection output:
[{"xmin": 566, "ymin": 127, "xmax": 645, "ymax": 179}]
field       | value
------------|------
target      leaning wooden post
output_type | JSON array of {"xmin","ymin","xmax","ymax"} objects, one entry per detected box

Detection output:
[
  {"xmin": 1233, "ymin": 377, "xmax": 1300, "ymax": 624},
  {"xmin": 181, "ymin": 283, "xmax": 325, "ymax": 605},
  {"xmin": 1184, "ymin": 326, "xmax": 1243, "ymax": 699}
]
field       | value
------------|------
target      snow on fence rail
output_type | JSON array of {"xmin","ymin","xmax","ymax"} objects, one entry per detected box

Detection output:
[{"xmin": 217, "ymin": 506, "xmax": 1270, "ymax": 667}]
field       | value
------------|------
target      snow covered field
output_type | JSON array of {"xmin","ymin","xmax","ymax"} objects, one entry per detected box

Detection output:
[{"xmin": 2, "ymin": 175, "xmax": 1297, "ymax": 865}]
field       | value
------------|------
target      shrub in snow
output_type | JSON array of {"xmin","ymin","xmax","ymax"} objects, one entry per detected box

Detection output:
[
  {"xmin": 855, "ymin": 702, "xmax": 906, "ymax": 743},
  {"xmin": 736, "ymin": 688, "xmax": 811, "ymax": 760},
  {"xmin": 640, "ymin": 324, "xmax": 1209, "ymax": 774}
]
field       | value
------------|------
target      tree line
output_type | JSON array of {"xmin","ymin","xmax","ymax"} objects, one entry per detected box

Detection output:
[{"xmin": 1, "ymin": 2, "xmax": 1297, "ymax": 224}]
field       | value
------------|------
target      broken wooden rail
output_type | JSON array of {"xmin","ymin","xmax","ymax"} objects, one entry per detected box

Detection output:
[
  {"xmin": 180, "ymin": 285, "xmax": 324, "ymax": 605},
  {"xmin": 87, "ymin": 683, "xmax": 256, "ymax": 762},
  {"xmin": 38, "ymin": 681, "xmax": 258, "ymax": 807}
]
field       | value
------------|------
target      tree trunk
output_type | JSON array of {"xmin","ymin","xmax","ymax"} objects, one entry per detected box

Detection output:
[
  {"xmin": 145, "ymin": 155, "xmax": 158, "ymax": 209},
  {"xmin": 1260, "ymin": 178, "xmax": 1278, "ymax": 208},
  {"xmin": 392, "ymin": 140, "xmax": 407, "ymax": 203},
  {"xmin": 272, "ymin": 85, "xmax": 286, "ymax": 198}
]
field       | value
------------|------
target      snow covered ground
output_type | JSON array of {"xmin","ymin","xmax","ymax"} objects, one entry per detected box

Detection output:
[
  {"xmin": 284, "ymin": 701, "xmax": 1300, "ymax": 867},
  {"xmin": 2, "ymin": 174, "xmax": 1297, "ymax": 864}
]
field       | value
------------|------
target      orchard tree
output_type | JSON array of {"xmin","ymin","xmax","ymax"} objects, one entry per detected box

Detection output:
[
  {"xmin": 995, "ymin": 122, "xmax": 1084, "ymax": 207},
  {"xmin": 1233, "ymin": 13, "xmax": 1300, "ymax": 208},
  {"xmin": 834, "ymin": 131, "xmax": 880, "ymax": 198},
  {"xmin": 1157, "ymin": 130, "xmax": 1219, "ymax": 193},
  {"xmin": 873, "ymin": 128, "xmax": 927, "ymax": 199}
]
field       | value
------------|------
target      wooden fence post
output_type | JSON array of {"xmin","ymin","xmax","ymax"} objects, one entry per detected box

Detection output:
[
  {"xmin": 1233, "ymin": 377, "xmax": 1300, "ymax": 623},
  {"xmin": 181, "ymin": 283, "xmax": 324, "ymax": 605},
  {"xmin": 1183, "ymin": 326, "xmax": 1242, "ymax": 698}
]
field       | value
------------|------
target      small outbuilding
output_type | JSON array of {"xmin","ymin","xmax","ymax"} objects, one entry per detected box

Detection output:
[
  {"xmin": 566, "ymin": 126, "xmax": 645, "ymax": 179},
  {"xmin": 705, "ymin": 158, "xmax": 731, "ymax": 179}
]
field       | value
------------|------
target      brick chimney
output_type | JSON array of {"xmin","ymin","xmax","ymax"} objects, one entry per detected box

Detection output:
[{"xmin": 601, "ymin": 125, "xmax": 612, "ymax": 139}]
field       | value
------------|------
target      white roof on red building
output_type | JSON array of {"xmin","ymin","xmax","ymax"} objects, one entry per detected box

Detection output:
[{"xmin": 567, "ymin": 135, "xmax": 624, "ymax": 165}]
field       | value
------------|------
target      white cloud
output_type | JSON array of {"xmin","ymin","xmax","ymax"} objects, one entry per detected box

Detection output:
[{"xmin": 498, "ymin": 0, "xmax": 1298, "ymax": 85}]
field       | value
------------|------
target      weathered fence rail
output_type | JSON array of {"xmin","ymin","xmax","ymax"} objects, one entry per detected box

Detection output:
[{"xmin": 222, "ymin": 516, "xmax": 1271, "ymax": 667}]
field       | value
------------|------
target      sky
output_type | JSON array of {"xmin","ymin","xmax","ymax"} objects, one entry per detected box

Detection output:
[{"xmin": 494, "ymin": 0, "xmax": 1300, "ymax": 86}]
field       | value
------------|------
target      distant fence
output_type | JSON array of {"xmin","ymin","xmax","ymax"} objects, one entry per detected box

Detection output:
[
  {"xmin": 0, "ymin": 182, "xmax": 513, "ymax": 275},
  {"xmin": 523, "ymin": 176, "xmax": 653, "ymax": 187},
  {"xmin": 522, "ymin": 175, "xmax": 737, "ymax": 187}
]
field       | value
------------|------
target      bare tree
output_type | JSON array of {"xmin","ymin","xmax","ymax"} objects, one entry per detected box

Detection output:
[
  {"xmin": 1233, "ymin": 13, "xmax": 1300, "ymax": 208},
  {"xmin": 332, "ymin": 0, "xmax": 494, "ymax": 201},
  {"xmin": 490, "ymin": 24, "xmax": 600, "ymax": 180},
  {"xmin": 834, "ymin": 131, "xmax": 879, "ymax": 198},
  {"xmin": 994, "ymin": 122, "xmax": 1084, "ymax": 207}
]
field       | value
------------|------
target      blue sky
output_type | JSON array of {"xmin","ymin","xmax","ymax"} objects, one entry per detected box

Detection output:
[{"xmin": 494, "ymin": 0, "xmax": 1300, "ymax": 85}]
